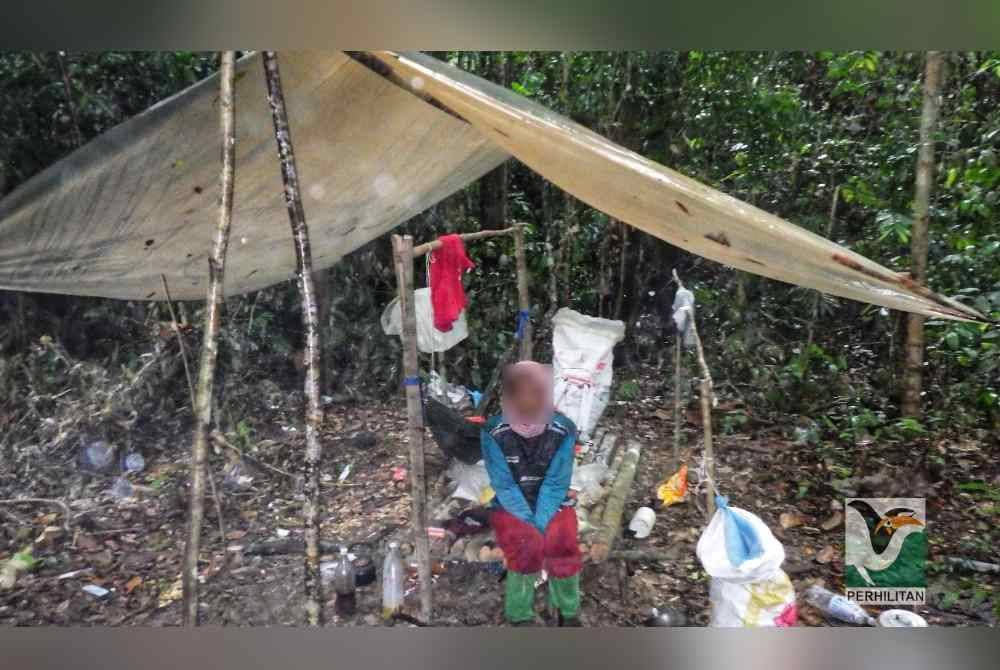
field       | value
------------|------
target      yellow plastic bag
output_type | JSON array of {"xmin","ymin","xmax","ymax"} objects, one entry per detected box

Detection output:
[
  {"xmin": 656, "ymin": 464, "xmax": 688, "ymax": 507},
  {"xmin": 479, "ymin": 485, "xmax": 496, "ymax": 505}
]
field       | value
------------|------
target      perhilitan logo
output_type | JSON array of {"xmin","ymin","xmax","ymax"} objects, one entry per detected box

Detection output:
[{"xmin": 844, "ymin": 498, "xmax": 926, "ymax": 605}]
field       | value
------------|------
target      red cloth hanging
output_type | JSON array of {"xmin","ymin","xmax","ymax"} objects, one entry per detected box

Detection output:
[{"xmin": 429, "ymin": 234, "xmax": 475, "ymax": 332}]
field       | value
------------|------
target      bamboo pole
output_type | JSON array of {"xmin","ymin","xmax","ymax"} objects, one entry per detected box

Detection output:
[
  {"xmin": 410, "ymin": 225, "xmax": 521, "ymax": 258},
  {"xmin": 391, "ymin": 233, "xmax": 433, "ymax": 622},
  {"xmin": 513, "ymin": 224, "xmax": 532, "ymax": 360},
  {"xmin": 671, "ymin": 336, "xmax": 683, "ymax": 470},
  {"xmin": 182, "ymin": 51, "xmax": 236, "ymax": 627},
  {"xmin": 262, "ymin": 51, "xmax": 325, "ymax": 627},
  {"xmin": 590, "ymin": 442, "xmax": 641, "ymax": 562}
]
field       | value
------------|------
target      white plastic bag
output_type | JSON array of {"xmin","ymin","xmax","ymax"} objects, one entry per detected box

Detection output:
[
  {"xmin": 696, "ymin": 496, "xmax": 796, "ymax": 627},
  {"xmin": 551, "ymin": 308, "xmax": 625, "ymax": 441},
  {"xmin": 708, "ymin": 569, "xmax": 798, "ymax": 627},
  {"xmin": 447, "ymin": 459, "xmax": 490, "ymax": 503},
  {"xmin": 381, "ymin": 288, "xmax": 468, "ymax": 353}
]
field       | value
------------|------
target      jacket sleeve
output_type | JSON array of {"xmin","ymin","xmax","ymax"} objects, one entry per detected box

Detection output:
[
  {"xmin": 481, "ymin": 427, "xmax": 534, "ymax": 524},
  {"xmin": 532, "ymin": 420, "xmax": 577, "ymax": 532}
]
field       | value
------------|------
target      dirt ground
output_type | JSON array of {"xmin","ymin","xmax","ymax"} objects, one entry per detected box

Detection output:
[{"xmin": 1, "ymin": 370, "xmax": 997, "ymax": 627}]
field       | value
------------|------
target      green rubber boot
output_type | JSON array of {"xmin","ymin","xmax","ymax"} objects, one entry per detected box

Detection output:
[
  {"xmin": 504, "ymin": 571, "xmax": 538, "ymax": 624},
  {"xmin": 548, "ymin": 574, "xmax": 581, "ymax": 622}
]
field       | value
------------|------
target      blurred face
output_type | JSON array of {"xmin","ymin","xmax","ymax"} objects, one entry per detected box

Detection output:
[{"xmin": 506, "ymin": 375, "xmax": 550, "ymax": 418}]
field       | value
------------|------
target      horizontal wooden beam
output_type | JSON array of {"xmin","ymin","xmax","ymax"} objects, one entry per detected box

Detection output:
[{"xmin": 410, "ymin": 224, "xmax": 525, "ymax": 258}]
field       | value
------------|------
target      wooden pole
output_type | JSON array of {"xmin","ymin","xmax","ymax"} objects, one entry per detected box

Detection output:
[
  {"xmin": 513, "ymin": 224, "xmax": 532, "ymax": 360},
  {"xmin": 410, "ymin": 225, "xmax": 521, "ymax": 258},
  {"xmin": 182, "ymin": 50, "xmax": 236, "ymax": 627},
  {"xmin": 391, "ymin": 233, "xmax": 433, "ymax": 622},
  {"xmin": 262, "ymin": 51, "xmax": 325, "ymax": 627},
  {"xmin": 672, "ymin": 270, "xmax": 716, "ymax": 519},
  {"xmin": 672, "ymin": 336, "xmax": 682, "ymax": 470}
]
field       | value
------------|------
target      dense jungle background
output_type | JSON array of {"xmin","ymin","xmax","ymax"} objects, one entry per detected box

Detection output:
[{"xmin": 0, "ymin": 52, "xmax": 998, "ymax": 626}]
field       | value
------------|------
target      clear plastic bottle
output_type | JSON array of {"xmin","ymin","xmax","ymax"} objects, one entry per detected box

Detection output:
[
  {"xmin": 381, "ymin": 541, "xmax": 404, "ymax": 620},
  {"xmin": 804, "ymin": 585, "xmax": 875, "ymax": 626},
  {"xmin": 333, "ymin": 546, "xmax": 357, "ymax": 617}
]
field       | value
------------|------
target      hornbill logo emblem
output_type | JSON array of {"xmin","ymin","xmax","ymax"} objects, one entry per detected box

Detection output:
[{"xmin": 846, "ymin": 499, "xmax": 925, "ymax": 586}]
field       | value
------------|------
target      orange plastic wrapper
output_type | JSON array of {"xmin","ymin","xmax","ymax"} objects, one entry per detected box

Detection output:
[{"xmin": 656, "ymin": 464, "xmax": 688, "ymax": 507}]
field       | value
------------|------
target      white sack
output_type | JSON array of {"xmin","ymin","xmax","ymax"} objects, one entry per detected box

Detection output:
[{"xmin": 551, "ymin": 308, "xmax": 625, "ymax": 441}]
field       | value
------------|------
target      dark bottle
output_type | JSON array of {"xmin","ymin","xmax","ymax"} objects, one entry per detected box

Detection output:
[{"xmin": 334, "ymin": 546, "xmax": 357, "ymax": 617}]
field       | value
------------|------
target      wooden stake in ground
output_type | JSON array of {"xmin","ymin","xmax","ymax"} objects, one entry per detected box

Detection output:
[
  {"xmin": 513, "ymin": 224, "xmax": 532, "ymax": 361},
  {"xmin": 901, "ymin": 51, "xmax": 946, "ymax": 419},
  {"xmin": 391, "ymin": 234, "xmax": 433, "ymax": 622},
  {"xmin": 182, "ymin": 50, "xmax": 236, "ymax": 627},
  {"xmin": 262, "ymin": 51, "xmax": 326, "ymax": 627},
  {"xmin": 672, "ymin": 270, "xmax": 717, "ymax": 519}
]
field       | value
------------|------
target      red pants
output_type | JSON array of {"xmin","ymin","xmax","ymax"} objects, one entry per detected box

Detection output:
[{"xmin": 491, "ymin": 507, "xmax": 582, "ymax": 578}]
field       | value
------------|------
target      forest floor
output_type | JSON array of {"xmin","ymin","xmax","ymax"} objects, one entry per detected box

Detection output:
[{"xmin": 1, "ymin": 368, "xmax": 998, "ymax": 627}]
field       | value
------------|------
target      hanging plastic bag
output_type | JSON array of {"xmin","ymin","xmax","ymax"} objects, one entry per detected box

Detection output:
[
  {"xmin": 656, "ymin": 464, "xmax": 688, "ymax": 507},
  {"xmin": 696, "ymin": 495, "xmax": 795, "ymax": 627},
  {"xmin": 381, "ymin": 288, "xmax": 468, "ymax": 353},
  {"xmin": 672, "ymin": 287, "xmax": 696, "ymax": 349},
  {"xmin": 551, "ymin": 308, "xmax": 625, "ymax": 441}
]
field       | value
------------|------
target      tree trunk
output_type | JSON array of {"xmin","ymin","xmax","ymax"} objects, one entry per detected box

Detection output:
[
  {"xmin": 901, "ymin": 52, "xmax": 945, "ymax": 419},
  {"xmin": 313, "ymin": 268, "xmax": 331, "ymax": 392},
  {"xmin": 513, "ymin": 224, "xmax": 532, "ymax": 360},
  {"xmin": 262, "ymin": 51, "xmax": 326, "ymax": 626},
  {"xmin": 182, "ymin": 50, "xmax": 236, "ymax": 626}
]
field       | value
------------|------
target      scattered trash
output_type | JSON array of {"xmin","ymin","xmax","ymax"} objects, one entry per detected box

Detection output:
[
  {"xmin": 391, "ymin": 466, "xmax": 408, "ymax": 482},
  {"xmin": 656, "ymin": 464, "xmax": 688, "ymax": 507},
  {"xmin": 878, "ymin": 609, "xmax": 927, "ymax": 627},
  {"xmin": 81, "ymin": 584, "xmax": 111, "ymax": 599},
  {"xmin": 80, "ymin": 439, "xmax": 116, "ymax": 473},
  {"xmin": 443, "ymin": 508, "xmax": 490, "ymax": 537},
  {"xmin": 107, "ymin": 476, "xmax": 135, "ymax": 500},
  {"xmin": 222, "ymin": 460, "xmax": 254, "ymax": 490},
  {"xmin": 338, "ymin": 463, "xmax": 353, "ymax": 483},
  {"xmin": 382, "ymin": 541, "xmax": 405, "ymax": 620},
  {"xmin": 352, "ymin": 556, "xmax": 376, "ymax": 587},
  {"xmin": 123, "ymin": 451, "xmax": 145, "ymax": 473},
  {"xmin": 446, "ymin": 460, "xmax": 491, "ymax": 503},
  {"xmin": 571, "ymin": 462, "xmax": 609, "ymax": 502},
  {"xmin": 697, "ymin": 495, "xmax": 796, "ymax": 627},
  {"xmin": 333, "ymin": 546, "xmax": 357, "ymax": 617},
  {"xmin": 627, "ymin": 507, "xmax": 656, "ymax": 539},
  {"xmin": 645, "ymin": 606, "xmax": 688, "ymax": 627},
  {"xmin": 275, "ymin": 528, "xmax": 290, "ymax": 538},
  {"xmin": 803, "ymin": 585, "xmax": 875, "ymax": 626},
  {"xmin": 0, "ymin": 548, "xmax": 38, "ymax": 590},
  {"xmin": 478, "ymin": 485, "xmax": 495, "ymax": 505},
  {"xmin": 56, "ymin": 568, "xmax": 93, "ymax": 581}
]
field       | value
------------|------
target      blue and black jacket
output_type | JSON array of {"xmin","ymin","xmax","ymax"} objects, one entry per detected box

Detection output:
[{"xmin": 481, "ymin": 413, "xmax": 577, "ymax": 533}]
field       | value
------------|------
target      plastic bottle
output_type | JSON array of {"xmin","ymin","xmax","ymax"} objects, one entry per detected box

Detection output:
[
  {"xmin": 804, "ymin": 585, "xmax": 875, "ymax": 626},
  {"xmin": 381, "ymin": 541, "xmax": 404, "ymax": 620},
  {"xmin": 333, "ymin": 546, "xmax": 357, "ymax": 617}
]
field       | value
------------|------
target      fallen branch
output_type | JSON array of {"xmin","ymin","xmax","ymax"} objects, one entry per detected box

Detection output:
[
  {"xmin": 210, "ymin": 430, "xmax": 296, "ymax": 480},
  {"xmin": 0, "ymin": 498, "xmax": 71, "ymax": 532}
]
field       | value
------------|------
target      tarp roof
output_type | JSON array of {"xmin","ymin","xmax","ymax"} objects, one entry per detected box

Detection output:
[{"xmin": 0, "ymin": 51, "xmax": 984, "ymax": 322}]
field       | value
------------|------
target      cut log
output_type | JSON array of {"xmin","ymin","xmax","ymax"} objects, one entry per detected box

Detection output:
[
  {"xmin": 590, "ymin": 441, "xmax": 642, "ymax": 562},
  {"xmin": 945, "ymin": 557, "xmax": 1000, "ymax": 574}
]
